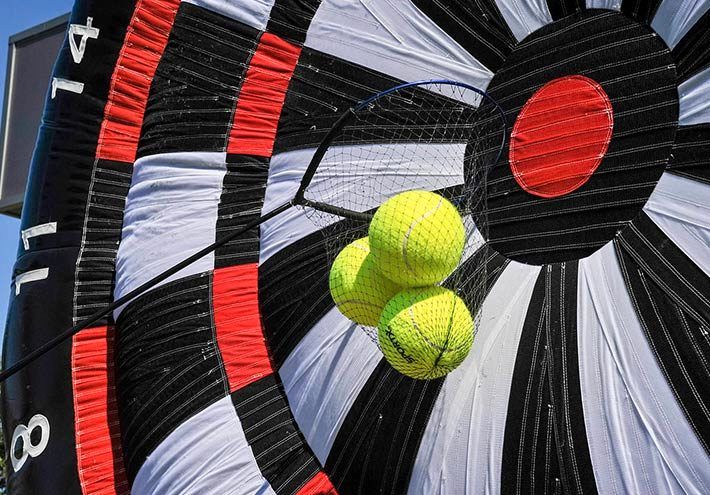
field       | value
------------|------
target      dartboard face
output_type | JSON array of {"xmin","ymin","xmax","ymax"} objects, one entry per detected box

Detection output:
[
  {"xmin": 480, "ymin": 9, "xmax": 680, "ymax": 264},
  {"xmin": 2, "ymin": 1, "xmax": 709, "ymax": 495}
]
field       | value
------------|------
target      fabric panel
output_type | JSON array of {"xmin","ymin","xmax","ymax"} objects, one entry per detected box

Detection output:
[
  {"xmin": 652, "ymin": 0, "xmax": 710, "ymax": 49},
  {"xmin": 578, "ymin": 243, "xmax": 710, "ymax": 494},
  {"xmin": 665, "ymin": 124, "xmax": 710, "ymax": 185},
  {"xmin": 73, "ymin": 160, "xmax": 132, "ymax": 324},
  {"xmin": 231, "ymin": 375, "xmax": 333, "ymax": 495},
  {"xmin": 215, "ymin": 156, "xmax": 270, "ymax": 267},
  {"xmin": 501, "ymin": 262, "xmax": 598, "ymax": 495},
  {"xmin": 679, "ymin": 67, "xmax": 710, "ymax": 126},
  {"xmin": 96, "ymin": 0, "xmax": 180, "ymax": 163},
  {"xmin": 304, "ymin": 0, "xmax": 493, "ymax": 90},
  {"xmin": 115, "ymin": 273, "xmax": 227, "ymax": 481},
  {"xmin": 259, "ymin": 147, "xmax": 324, "ymax": 264},
  {"xmin": 213, "ymin": 264, "xmax": 273, "ymax": 392},
  {"xmin": 72, "ymin": 326, "xmax": 128, "ymax": 495},
  {"xmin": 495, "ymin": 0, "xmax": 554, "ymax": 42},
  {"xmin": 275, "ymin": 46, "xmax": 400, "ymax": 154},
  {"xmin": 132, "ymin": 396, "xmax": 275, "ymax": 495},
  {"xmin": 644, "ymin": 173, "xmax": 710, "ymax": 276},
  {"xmin": 671, "ymin": 6, "xmax": 710, "ymax": 82},
  {"xmin": 615, "ymin": 213, "xmax": 710, "ymax": 455},
  {"xmin": 137, "ymin": 2, "xmax": 260, "ymax": 158},
  {"xmin": 408, "ymin": 261, "xmax": 540, "ymax": 495},
  {"xmin": 227, "ymin": 33, "xmax": 301, "ymax": 157},
  {"xmin": 323, "ymin": 361, "xmax": 443, "ymax": 495},
  {"xmin": 184, "ymin": 0, "xmax": 275, "ymax": 30},
  {"xmin": 113, "ymin": 152, "xmax": 227, "ymax": 315},
  {"xmin": 508, "ymin": 75, "xmax": 613, "ymax": 198},
  {"xmin": 279, "ymin": 307, "xmax": 381, "ymax": 464}
]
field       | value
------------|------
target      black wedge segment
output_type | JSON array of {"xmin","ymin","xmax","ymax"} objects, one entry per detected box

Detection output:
[
  {"xmin": 620, "ymin": 0, "xmax": 663, "ymax": 24},
  {"xmin": 265, "ymin": 0, "xmax": 321, "ymax": 44},
  {"xmin": 231, "ymin": 374, "xmax": 324, "ymax": 494},
  {"xmin": 74, "ymin": 160, "xmax": 132, "ymax": 323},
  {"xmin": 672, "ymin": 8, "xmax": 710, "ymax": 83},
  {"xmin": 275, "ymin": 48, "xmax": 475, "ymax": 154},
  {"xmin": 137, "ymin": 3, "xmax": 260, "ymax": 158},
  {"xmin": 215, "ymin": 155, "xmax": 270, "ymax": 267},
  {"xmin": 501, "ymin": 262, "xmax": 598, "ymax": 495},
  {"xmin": 324, "ymin": 362, "xmax": 443, "ymax": 494},
  {"xmin": 115, "ymin": 273, "xmax": 227, "ymax": 481},
  {"xmin": 411, "ymin": 0, "xmax": 515, "ymax": 72},
  {"xmin": 546, "ymin": 0, "xmax": 585, "ymax": 21},
  {"xmin": 666, "ymin": 124, "xmax": 710, "ymax": 185}
]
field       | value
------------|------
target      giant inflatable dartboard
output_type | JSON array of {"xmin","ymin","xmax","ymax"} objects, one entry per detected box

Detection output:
[{"xmin": 2, "ymin": 0, "xmax": 710, "ymax": 494}]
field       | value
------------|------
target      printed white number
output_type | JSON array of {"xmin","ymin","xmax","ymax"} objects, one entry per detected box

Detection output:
[
  {"xmin": 68, "ymin": 17, "xmax": 100, "ymax": 64},
  {"xmin": 51, "ymin": 77, "xmax": 84, "ymax": 99},
  {"xmin": 21, "ymin": 222, "xmax": 57, "ymax": 250},
  {"xmin": 14, "ymin": 268, "xmax": 49, "ymax": 295},
  {"xmin": 10, "ymin": 415, "xmax": 50, "ymax": 472}
]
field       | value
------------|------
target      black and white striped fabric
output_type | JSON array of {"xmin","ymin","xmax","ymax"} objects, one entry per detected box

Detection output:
[
  {"xmin": 261, "ymin": 2, "xmax": 710, "ymax": 493},
  {"xmin": 4, "ymin": 0, "xmax": 710, "ymax": 494}
]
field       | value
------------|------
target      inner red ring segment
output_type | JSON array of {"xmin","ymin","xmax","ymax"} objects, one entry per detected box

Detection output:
[{"xmin": 509, "ymin": 75, "xmax": 613, "ymax": 198}]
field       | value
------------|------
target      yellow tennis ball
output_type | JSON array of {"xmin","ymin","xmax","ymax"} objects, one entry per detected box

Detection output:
[
  {"xmin": 369, "ymin": 190, "xmax": 465, "ymax": 287},
  {"xmin": 329, "ymin": 237, "xmax": 403, "ymax": 326},
  {"xmin": 378, "ymin": 286, "xmax": 473, "ymax": 380}
]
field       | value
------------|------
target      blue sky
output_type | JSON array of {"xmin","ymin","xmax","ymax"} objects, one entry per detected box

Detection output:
[{"xmin": 0, "ymin": 0, "xmax": 74, "ymax": 342}]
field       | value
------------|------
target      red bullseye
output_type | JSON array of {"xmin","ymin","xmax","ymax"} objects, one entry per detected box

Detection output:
[{"xmin": 509, "ymin": 75, "xmax": 613, "ymax": 198}]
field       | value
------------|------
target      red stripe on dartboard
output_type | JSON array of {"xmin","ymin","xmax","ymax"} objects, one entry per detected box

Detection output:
[
  {"xmin": 213, "ymin": 33, "xmax": 300, "ymax": 392},
  {"xmin": 296, "ymin": 471, "xmax": 338, "ymax": 495},
  {"xmin": 213, "ymin": 264, "xmax": 273, "ymax": 392},
  {"xmin": 227, "ymin": 32, "xmax": 302, "ymax": 156},
  {"xmin": 72, "ymin": 326, "xmax": 127, "ymax": 495},
  {"xmin": 95, "ymin": 0, "xmax": 180, "ymax": 163},
  {"xmin": 219, "ymin": 31, "xmax": 300, "ymax": 391},
  {"xmin": 73, "ymin": 1, "xmax": 179, "ymax": 493}
]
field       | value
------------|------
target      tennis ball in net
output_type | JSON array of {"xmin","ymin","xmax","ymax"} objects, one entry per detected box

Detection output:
[
  {"xmin": 378, "ymin": 286, "xmax": 473, "ymax": 380},
  {"xmin": 369, "ymin": 190, "xmax": 465, "ymax": 287},
  {"xmin": 329, "ymin": 237, "xmax": 402, "ymax": 327}
]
